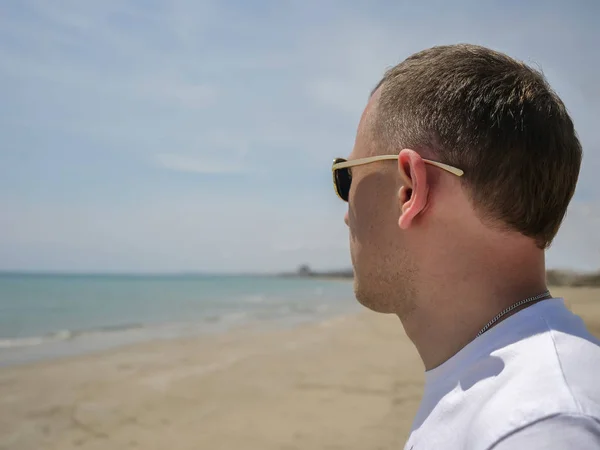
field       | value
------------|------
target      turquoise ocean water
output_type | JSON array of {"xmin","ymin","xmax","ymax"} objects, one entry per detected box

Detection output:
[{"xmin": 0, "ymin": 273, "xmax": 358, "ymax": 366}]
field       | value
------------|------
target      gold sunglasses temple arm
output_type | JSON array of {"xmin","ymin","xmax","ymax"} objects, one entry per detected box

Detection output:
[
  {"xmin": 332, "ymin": 155, "xmax": 398, "ymax": 170},
  {"xmin": 332, "ymin": 156, "xmax": 464, "ymax": 177},
  {"xmin": 424, "ymin": 160, "xmax": 465, "ymax": 177}
]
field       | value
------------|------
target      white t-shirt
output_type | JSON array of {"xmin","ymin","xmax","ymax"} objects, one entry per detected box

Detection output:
[{"xmin": 404, "ymin": 298, "xmax": 600, "ymax": 450}]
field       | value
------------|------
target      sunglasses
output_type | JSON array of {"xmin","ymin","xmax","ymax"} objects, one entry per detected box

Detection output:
[{"xmin": 332, "ymin": 155, "xmax": 464, "ymax": 202}]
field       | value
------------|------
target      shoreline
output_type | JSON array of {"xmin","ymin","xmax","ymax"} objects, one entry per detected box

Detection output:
[
  {"xmin": 0, "ymin": 276, "xmax": 358, "ymax": 368},
  {"xmin": 0, "ymin": 302, "xmax": 361, "ymax": 369},
  {"xmin": 0, "ymin": 310, "xmax": 362, "ymax": 372}
]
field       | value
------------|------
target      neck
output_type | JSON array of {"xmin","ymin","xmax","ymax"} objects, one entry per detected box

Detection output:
[{"xmin": 399, "ymin": 238, "xmax": 548, "ymax": 371}]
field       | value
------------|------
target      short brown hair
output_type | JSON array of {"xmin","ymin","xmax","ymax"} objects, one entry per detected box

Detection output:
[{"xmin": 372, "ymin": 44, "xmax": 582, "ymax": 248}]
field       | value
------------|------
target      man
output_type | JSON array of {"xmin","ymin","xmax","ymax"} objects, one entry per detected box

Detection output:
[{"xmin": 332, "ymin": 44, "xmax": 600, "ymax": 449}]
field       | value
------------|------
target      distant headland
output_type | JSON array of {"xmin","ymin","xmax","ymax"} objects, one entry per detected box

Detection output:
[
  {"xmin": 278, "ymin": 265, "xmax": 353, "ymax": 279},
  {"xmin": 281, "ymin": 265, "xmax": 600, "ymax": 287}
]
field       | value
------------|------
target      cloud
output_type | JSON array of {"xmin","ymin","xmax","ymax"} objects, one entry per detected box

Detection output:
[
  {"xmin": 0, "ymin": 190, "xmax": 350, "ymax": 273},
  {"xmin": 153, "ymin": 153, "xmax": 247, "ymax": 174},
  {"xmin": 132, "ymin": 79, "xmax": 218, "ymax": 110}
]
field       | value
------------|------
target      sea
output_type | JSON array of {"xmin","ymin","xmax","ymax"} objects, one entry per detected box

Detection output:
[{"xmin": 0, "ymin": 273, "xmax": 358, "ymax": 367}]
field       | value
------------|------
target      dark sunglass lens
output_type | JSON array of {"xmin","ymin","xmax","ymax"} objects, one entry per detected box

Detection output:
[{"xmin": 335, "ymin": 167, "xmax": 351, "ymax": 201}]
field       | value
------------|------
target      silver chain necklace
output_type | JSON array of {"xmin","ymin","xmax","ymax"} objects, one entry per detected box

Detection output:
[{"xmin": 476, "ymin": 290, "xmax": 552, "ymax": 337}]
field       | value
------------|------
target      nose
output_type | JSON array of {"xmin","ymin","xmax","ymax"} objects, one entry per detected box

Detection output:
[{"xmin": 344, "ymin": 209, "xmax": 349, "ymax": 227}]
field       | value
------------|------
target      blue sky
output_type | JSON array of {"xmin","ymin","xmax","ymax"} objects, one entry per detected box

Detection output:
[{"xmin": 1, "ymin": 0, "xmax": 599, "ymax": 273}]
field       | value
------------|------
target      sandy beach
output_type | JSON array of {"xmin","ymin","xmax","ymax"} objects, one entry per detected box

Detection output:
[{"xmin": 1, "ymin": 286, "xmax": 598, "ymax": 450}]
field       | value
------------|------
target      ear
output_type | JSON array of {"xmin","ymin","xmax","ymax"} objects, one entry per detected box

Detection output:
[{"xmin": 397, "ymin": 149, "xmax": 429, "ymax": 230}]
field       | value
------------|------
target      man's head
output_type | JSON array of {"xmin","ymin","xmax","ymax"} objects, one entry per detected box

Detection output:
[{"xmin": 338, "ymin": 44, "xmax": 582, "ymax": 315}]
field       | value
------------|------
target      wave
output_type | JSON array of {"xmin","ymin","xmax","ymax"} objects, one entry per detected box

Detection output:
[
  {"xmin": 0, "ymin": 323, "xmax": 147, "ymax": 350},
  {"xmin": 242, "ymin": 294, "xmax": 267, "ymax": 304},
  {"xmin": 86, "ymin": 323, "xmax": 146, "ymax": 334},
  {"xmin": 0, "ymin": 303, "xmax": 338, "ymax": 352},
  {"xmin": 0, "ymin": 313, "xmax": 252, "ymax": 351},
  {"xmin": 0, "ymin": 329, "xmax": 73, "ymax": 349}
]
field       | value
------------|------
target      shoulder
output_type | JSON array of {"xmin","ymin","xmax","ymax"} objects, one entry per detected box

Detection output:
[
  {"xmin": 489, "ymin": 413, "xmax": 600, "ymax": 450},
  {"xmin": 467, "ymin": 313, "xmax": 600, "ymax": 448},
  {"xmin": 538, "ymin": 308, "xmax": 600, "ymax": 416},
  {"xmin": 495, "ymin": 303, "xmax": 600, "ymax": 413}
]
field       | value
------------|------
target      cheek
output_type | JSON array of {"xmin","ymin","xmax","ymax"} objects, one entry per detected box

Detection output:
[
  {"xmin": 351, "ymin": 199, "xmax": 398, "ymax": 246},
  {"xmin": 349, "ymin": 173, "xmax": 402, "ymax": 253},
  {"xmin": 350, "ymin": 199, "xmax": 378, "ymax": 242}
]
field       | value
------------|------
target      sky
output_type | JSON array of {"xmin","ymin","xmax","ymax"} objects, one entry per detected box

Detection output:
[{"xmin": 0, "ymin": 0, "xmax": 599, "ymax": 274}]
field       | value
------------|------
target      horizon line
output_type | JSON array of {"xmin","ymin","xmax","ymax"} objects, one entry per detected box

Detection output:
[{"xmin": 0, "ymin": 268, "xmax": 353, "ymax": 277}]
